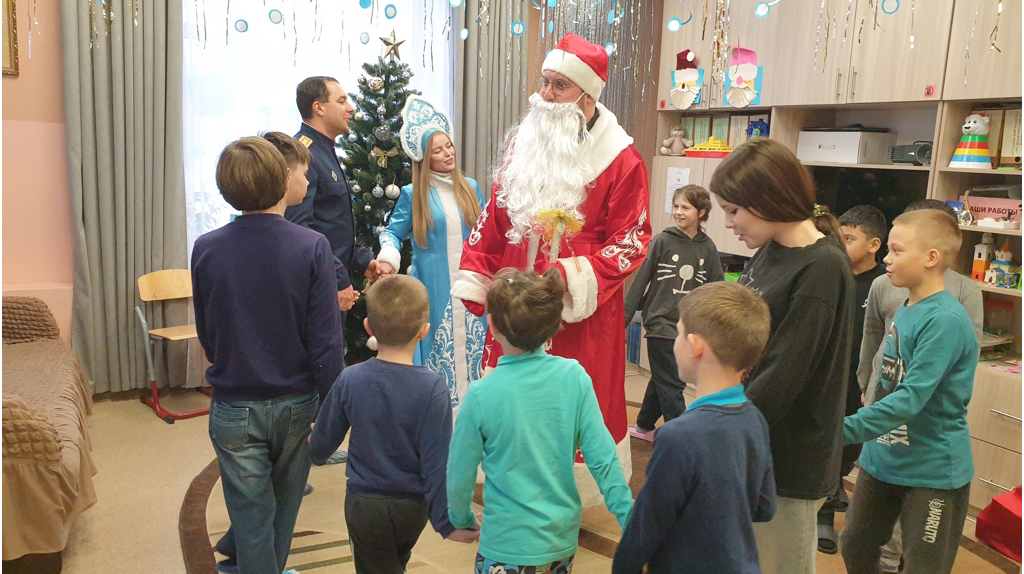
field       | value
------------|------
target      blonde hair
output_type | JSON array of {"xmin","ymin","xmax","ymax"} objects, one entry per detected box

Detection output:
[
  {"xmin": 216, "ymin": 137, "xmax": 288, "ymax": 211},
  {"xmin": 365, "ymin": 275, "xmax": 430, "ymax": 346},
  {"xmin": 412, "ymin": 132, "xmax": 481, "ymax": 249},
  {"xmin": 486, "ymin": 268, "xmax": 565, "ymax": 352},
  {"xmin": 678, "ymin": 282, "xmax": 771, "ymax": 371},
  {"xmin": 891, "ymin": 209, "xmax": 962, "ymax": 266}
]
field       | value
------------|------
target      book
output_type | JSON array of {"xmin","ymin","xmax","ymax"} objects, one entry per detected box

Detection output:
[
  {"xmin": 711, "ymin": 115, "xmax": 731, "ymax": 143},
  {"xmin": 728, "ymin": 115, "xmax": 750, "ymax": 150},
  {"xmin": 692, "ymin": 116, "xmax": 712, "ymax": 146},
  {"xmin": 999, "ymin": 109, "xmax": 1022, "ymax": 167},
  {"xmin": 973, "ymin": 107, "xmax": 1004, "ymax": 167},
  {"xmin": 680, "ymin": 117, "xmax": 695, "ymax": 143}
]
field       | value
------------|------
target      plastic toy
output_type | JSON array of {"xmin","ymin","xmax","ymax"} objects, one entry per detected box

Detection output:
[
  {"xmin": 983, "ymin": 239, "xmax": 1020, "ymax": 288},
  {"xmin": 684, "ymin": 136, "xmax": 732, "ymax": 158},
  {"xmin": 949, "ymin": 114, "xmax": 993, "ymax": 169},
  {"xmin": 972, "ymin": 232, "xmax": 995, "ymax": 281}
]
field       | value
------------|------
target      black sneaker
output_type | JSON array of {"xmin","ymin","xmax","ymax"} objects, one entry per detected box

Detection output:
[
  {"xmin": 215, "ymin": 558, "xmax": 238, "ymax": 574},
  {"xmin": 303, "ymin": 483, "xmax": 314, "ymax": 496}
]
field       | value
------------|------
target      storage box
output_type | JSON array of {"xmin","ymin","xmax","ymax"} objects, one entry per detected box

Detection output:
[{"xmin": 796, "ymin": 131, "xmax": 897, "ymax": 164}]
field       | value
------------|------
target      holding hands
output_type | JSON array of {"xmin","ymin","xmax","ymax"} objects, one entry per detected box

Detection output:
[
  {"xmin": 338, "ymin": 287, "xmax": 360, "ymax": 311},
  {"xmin": 376, "ymin": 261, "xmax": 397, "ymax": 278}
]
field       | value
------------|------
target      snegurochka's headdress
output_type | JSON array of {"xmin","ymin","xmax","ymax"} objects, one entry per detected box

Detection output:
[{"xmin": 399, "ymin": 95, "xmax": 453, "ymax": 163}]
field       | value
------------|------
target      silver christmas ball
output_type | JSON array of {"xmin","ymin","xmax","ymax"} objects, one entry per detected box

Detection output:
[
  {"xmin": 366, "ymin": 336, "xmax": 378, "ymax": 351},
  {"xmin": 352, "ymin": 183, "xmax": 361, "ymax": 193},
  {"xmin": 368, "ymin": 76, "xmax": 385, "ymax": 91},
  {"xmin": 357, "ymin": 75, "xmax": 368, "ymax": 86},
  {"xmin": 364, "ymin": 204, "xmax": 373, "ymax": 211},
  {"xmin": 348, "ymin": 133, "xmax": 358, "ymax": 142},
  {"xmin": 402, "ymin": 71, "xmax": 412, "ymax": 79},
  {"xmin": 372, "ymin": 185, "xmax": 384, "ymax": 198},
  {"xmin": 385, "ymin": 184, "xmax": 401, "ymax": 199},
  {"xmin": 377, "ymin": 105, "xmax": 387, "ymax": 116},
  {"xmin": 354, "ymin": 111, "xmax": 365, "ymax": 122},
  {"xmin": 374, "ymin": 126, "xmax": 392, "ymax": 140}
]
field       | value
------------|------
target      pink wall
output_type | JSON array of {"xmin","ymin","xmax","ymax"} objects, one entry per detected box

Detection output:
[{"xmin": 2, "ymin": 0, "xmax": 75, "ymax": 342}]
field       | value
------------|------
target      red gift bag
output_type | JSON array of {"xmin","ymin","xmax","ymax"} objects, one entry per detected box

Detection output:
[{"xmin": 976, "ymin": 485, "xmax": 1022, "ymax": 562}]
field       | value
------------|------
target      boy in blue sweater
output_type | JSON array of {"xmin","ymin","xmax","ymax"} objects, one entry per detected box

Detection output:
[
  {"xmin": 192, "ymin": 136, "xmax": 340, "ymax": 574},
  {"xmin": 841, "ymin": 209, "xmax": 978, "ymax": 574},
  {"xmin": 310, "ymin": 275, "xmax": 479, "ymax": 574},
  {"xmin": 613, "ymin": 281, "xmax": 776, "ymax": 574}
]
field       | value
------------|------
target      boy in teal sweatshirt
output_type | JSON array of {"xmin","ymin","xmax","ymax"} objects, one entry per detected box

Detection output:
[
  {"xmin": 840, "ymin": 209, "xmax": 979, "ymax": 574},
  {"xmin": 447, "ymin": 268, "xmax": 634, "ymax": 574}
]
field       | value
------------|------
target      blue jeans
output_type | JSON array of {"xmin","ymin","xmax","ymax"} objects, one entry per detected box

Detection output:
[{"xmin": 210, "ymin": 392, "xmax": 318, "ymax": 574}]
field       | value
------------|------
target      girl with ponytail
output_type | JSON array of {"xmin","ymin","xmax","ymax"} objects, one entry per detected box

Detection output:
[{"xmin": 709, "ymin": 138, "xmax": 856, "ymax": 574}]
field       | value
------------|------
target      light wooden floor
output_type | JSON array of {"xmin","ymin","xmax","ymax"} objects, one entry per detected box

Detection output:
[{"xmin": 58, "ymin": 377, "xmax": 1017, "ymax": 573}]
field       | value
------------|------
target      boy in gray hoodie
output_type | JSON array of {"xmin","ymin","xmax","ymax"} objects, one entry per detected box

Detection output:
[{"xmin": 625, "ymin": 185, "xmax": 724, "ymax": 441}]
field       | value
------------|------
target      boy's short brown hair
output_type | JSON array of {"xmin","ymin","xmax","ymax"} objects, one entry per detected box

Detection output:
[
  {"xmin": 216, "ymin": 137, "xmax": 288, "ymax": 211},
  {"xmin": 261, "ymin": 131, "xmax": 312, "ymax": 167},
  {"xmin": 486, "ymin": 268, "xmax": 565, "ymax": 352},
  {"xmin": 678, "ymin": 282, "xmax": 770, "ymax": 371},
  {"xmin": 365, "ymin": 275, "xmax": 430, "ymax": 347},
  {"xmin": 891, "ymin": 209, "xmax": 962, "ymax": 266}
]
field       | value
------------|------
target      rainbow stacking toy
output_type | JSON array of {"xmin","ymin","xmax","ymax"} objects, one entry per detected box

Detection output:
[{"xmin": 949, "ymin": 134, "xmax": 992, "ymax": 168}]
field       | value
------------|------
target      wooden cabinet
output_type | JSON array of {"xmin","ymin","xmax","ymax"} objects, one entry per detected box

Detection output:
[
  {"xmin": 655, "ymin": 3, "xmax": 713, "ymax": 112},
  {"xmin": 943, "ymin": 0, "xmax": 1022, "ymax": 100},
  {"xmin": 649, "ymin": 156, "xmax": 755, "ymax": 257},
  {"xmin": 847, "ymin": 0, "xmax": 955, "ymax": 103},
  {"xmin": 969, "ymin": 438, "xmax": 1021, "ymax": 510},
  {"xmin": 966, "ymin": 367, "xmax": 1022, "ymax": 454},
  {"xmin": 719, "ymin": 1, "xmax": 855, "ymax": 106}
]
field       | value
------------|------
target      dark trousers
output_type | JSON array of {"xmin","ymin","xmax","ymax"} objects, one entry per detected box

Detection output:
[
  {"xmin": 819, "ymin": 380, "xmax": 864, "ymax": 522},
  {"xmin": 635, "ymin": 338, "xmax": 687, "ymax": 431},
  {"xmin": 210, "ymin": 393, "xmax": 318, "ymax": 574},
  {"xmin": 345, "ymin": 492, "xmax": 429, "ymax": 574},
  {"xmin": 840, "ymin": 469, "xmax": 970, "ymax": 574}
]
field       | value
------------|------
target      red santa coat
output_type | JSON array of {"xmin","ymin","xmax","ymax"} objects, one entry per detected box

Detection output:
[{"xmin": 452, "ymin": 103, "xmax": 651, "ymax": 497}]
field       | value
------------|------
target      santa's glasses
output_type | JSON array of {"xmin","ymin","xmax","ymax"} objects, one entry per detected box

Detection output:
[{"xmin": 535, "ymin": 77, "xmax": 578, "ymax": 96}]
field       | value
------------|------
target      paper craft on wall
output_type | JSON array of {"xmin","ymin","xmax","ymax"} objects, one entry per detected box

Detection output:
[
  {"xmin": 669, "ymin": 49, "xmax": 703, "ymax": 110},
  {"xmin": 665, "ymin": 168, "xmax": 690, "ymax": 214},
  {"xmin": 723, "ymin": 47, "xmax": 762, "ymax": 108}
]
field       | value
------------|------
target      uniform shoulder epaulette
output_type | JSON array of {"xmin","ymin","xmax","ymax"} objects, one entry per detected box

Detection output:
[{"xmin": 298, "ymin": 135, "xmax": 313, "ymax": 148}]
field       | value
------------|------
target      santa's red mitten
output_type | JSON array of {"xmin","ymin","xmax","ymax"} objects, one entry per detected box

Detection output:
[{"xmin": 463, "ymin": 300, "xmax": 486, "ymax": 317}]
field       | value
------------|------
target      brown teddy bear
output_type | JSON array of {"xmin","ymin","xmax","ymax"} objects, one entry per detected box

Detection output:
[{"xmin": 660, "ymin": 125, "xmax": 693, "ymax": 156}]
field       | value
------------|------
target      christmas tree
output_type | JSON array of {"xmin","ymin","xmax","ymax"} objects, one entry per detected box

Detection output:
[{"xmin": 337, "ymin": 52, "xmax": 419, "ymax": 364}]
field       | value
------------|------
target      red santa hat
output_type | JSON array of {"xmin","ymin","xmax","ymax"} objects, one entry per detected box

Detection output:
[{"xmin": 542, "ymin": 33, "xmax": 608, "ymax": 101}]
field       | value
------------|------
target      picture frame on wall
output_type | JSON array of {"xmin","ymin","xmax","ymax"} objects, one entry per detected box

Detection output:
[{"xmin": 3, "ymin": 0, "xmax": 17, "ymax": 76}]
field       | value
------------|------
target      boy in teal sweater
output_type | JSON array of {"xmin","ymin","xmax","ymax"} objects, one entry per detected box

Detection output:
[
  {"xmin": 840, "ymin": 209, "xmax": 979, "ymax": 574},
  {"xmin": 447, "ymin": 268, "xmax": 634, "ymax": 574}
]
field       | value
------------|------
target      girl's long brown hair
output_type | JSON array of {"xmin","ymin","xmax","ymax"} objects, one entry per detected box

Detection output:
[
  {"xmin": 708, "ymin": 138, "xmax": 843, "ymax": 240},
  {"xmin": 412, "ymin": 132, "xmax": 482, "ymax": 249}
]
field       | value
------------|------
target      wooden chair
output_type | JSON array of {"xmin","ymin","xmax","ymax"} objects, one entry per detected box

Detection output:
[{"xmin": 135, "ymin": 269, "xmax": 210, "ymax": 424}]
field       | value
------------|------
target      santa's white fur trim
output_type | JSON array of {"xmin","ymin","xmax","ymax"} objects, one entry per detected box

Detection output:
[
  {"xmin": 576, "ymin": 434, "xmax": 632, "ymax": 508},
  {"xmin": 585, "ymin": 103, "xmax": 634, "ymax": 178},
  {"xmin": 450, "ymin": 270, "xmax": 492, "ymax": 305},
  {"xmin": 376, "ymin": 245, "xmax": 401, "ymax": 272},
  {"xmin": 543, "ymin": 49, "xmax": 605, "ymax": 101},
  {"xmin": 560, "ymin": 256, "xmax": 599, "ymax": 323}
]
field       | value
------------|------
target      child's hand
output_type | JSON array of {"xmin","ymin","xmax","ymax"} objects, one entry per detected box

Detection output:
[
  {"xmin": 307, "ymin": 422, "xmax": 314, "ymax": 443},
  {"xmin": 338, "ymin": 287, "xmax": 360, "ymax": 311},
  {"xmin": 861, "ymin": 393, "xmax": 866, "ymax": 406},
  {"xmin": 448, "ymin": 529, "xmax": 480, "ymax": 544}
]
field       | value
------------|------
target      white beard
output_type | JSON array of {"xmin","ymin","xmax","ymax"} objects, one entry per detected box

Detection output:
[{"xmin": 494, "ymin": 93, "xmax": 597, "ymax": 245}]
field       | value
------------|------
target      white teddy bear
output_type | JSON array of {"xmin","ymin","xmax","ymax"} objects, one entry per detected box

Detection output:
[{"xmin": 962, "ymin": 114, "xmax": 991, "ymax": 136}]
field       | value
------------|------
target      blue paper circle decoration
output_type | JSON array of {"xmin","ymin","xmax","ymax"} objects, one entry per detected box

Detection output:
[
  {"xmin": 384, "ymin": 4, "xmax": 397, "ymax": 19},
  {"xmin": 754, "ymin": 2, "xmax": 770, "ymax": 17},
  {"xmin": 881, "ymin": 0, "xmax": 899, "ymax": 14},
  {"xmin": 667, "ymin": 17, "xmax": 683, "ymax": 32},
  {"xmin": 359, "ymin": 32, "xmax": 370, "ymax": 44},
  {"xmin": 268, "ymin": 9, "xmax": 283, "ymax": 24},
  {"xmin": 548, "ymin": 0, "xmax": 557, "ymax": 6},
  {"xmin": 234, "ymin": 19, "xmax": 248, "ymax": 33},
  {"xmin": 547, "ymin": 20, "xmax": 554, "ymax": 33},
  {"xmin": 359, "ymin": 0, "xmax": 372, "ymax": 8},
  {"xmin": 511, "ymin": 20, "xmax": 526, "ymax": 36},
  {"xmin": 605, "ymin": 42, "xmax": 616, "ymax": 56},
  {"xmin": 607, "ymin": 9, "xmax": 616, "ymax": 24},
  {"xmin": 460, "ymin": 28, "xmax": 469, "ymax": 40},
  {"xmin": 450, "ymin": 0, "xmax": 463, "ymax": 6}
]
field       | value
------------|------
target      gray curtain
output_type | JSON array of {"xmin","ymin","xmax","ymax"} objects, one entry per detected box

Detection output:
[
  {"xmin": 454, "ymin": 0, "xmax": 530, "ymax": 191},
  {"xmin": 61, "ymin": 0, "xmax": 188, "ymax": 394}
]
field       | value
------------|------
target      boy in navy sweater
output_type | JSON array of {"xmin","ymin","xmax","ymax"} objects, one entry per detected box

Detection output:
[
  {"xmin": 613, "ymin": 282, "xmax": 776, "ymax": 574},
  {"xmin": 310, "ymin": 275, "xmax": 479, "ymax": 574},
  {"xmin": 192, "ymin": 135, "xmax": 341, "ymax": 574}
]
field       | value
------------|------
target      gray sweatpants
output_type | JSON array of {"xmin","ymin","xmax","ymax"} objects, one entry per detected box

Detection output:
[{"xmin": 840, "ymin": 470, "xmax": 970, "ymax": 574}]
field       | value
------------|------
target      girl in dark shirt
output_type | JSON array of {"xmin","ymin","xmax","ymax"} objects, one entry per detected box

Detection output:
[{"xmin": 709, "ymin": 138, "xmax": 855, "ymax": 574}]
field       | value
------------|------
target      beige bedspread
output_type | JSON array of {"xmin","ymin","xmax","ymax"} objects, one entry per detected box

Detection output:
[{"xmin": 2, "ymin": 340, "xmax": 97, "ymax": 560}]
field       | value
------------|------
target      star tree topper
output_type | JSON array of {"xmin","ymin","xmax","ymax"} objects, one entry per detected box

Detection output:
[{"xmin": 380, "ymin": 29, "xmax": 405, "ymax": 62}]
